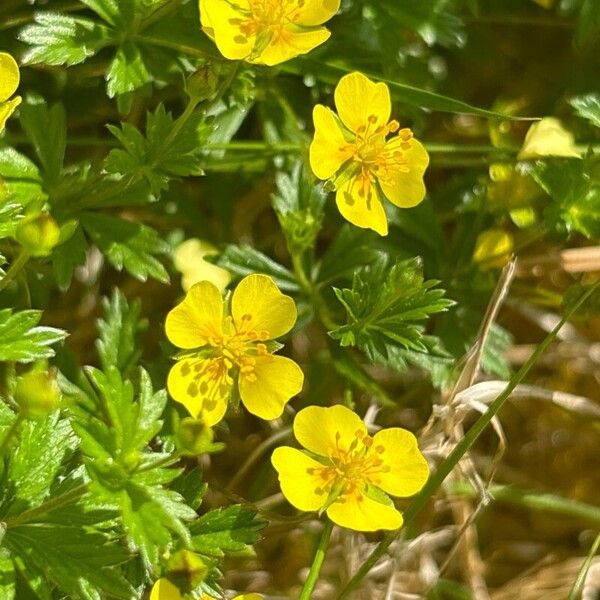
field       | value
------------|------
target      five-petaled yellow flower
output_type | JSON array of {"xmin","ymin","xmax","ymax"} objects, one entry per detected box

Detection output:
[
  {"xmin": 309, "ymin": 72, "xmax": 430, "ymax": 236},
  {"xmin": 165, "ymin": 274, "xmax": 303, "ymax": 426},
  {"xmin": 199, "ymin": 0, "xmax": 340, "ymax": 66},
  {"xmin": 0, "ymin": 52, "xmax": 21, "ymax": 131},
  {"xmin": 272, "ymin": 405, "xmax": 429, "ymax": 531},
  {"xmin": 150, "ymin": 578, "xmax": 262, "ymax": 600}
]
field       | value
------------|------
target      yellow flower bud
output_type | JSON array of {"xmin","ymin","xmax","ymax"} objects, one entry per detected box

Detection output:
[
  {"xmin": 15, "ymin": 213, "xmax": 61, "ymax": 257},
  {"xmin": 176, "ymin": 417, "xmax": 215, "ymax": 455},
  {"xmin": 166, "ymin": 550, "xmax": 208, "ymax": 591},
  {"xmin": 518, "ymin": 117, "xmax": 581, "ymax": 160},
  {"xmin": 186, "ymin": 65, "xmax": 219, "ymax": 102},
  {"xmin": 473, "ymin": 229, "xmax": 514, "ymax": 269},
  {"xmin": 14, "ymin": 368, "xmax": 61, "ymax": 417}
]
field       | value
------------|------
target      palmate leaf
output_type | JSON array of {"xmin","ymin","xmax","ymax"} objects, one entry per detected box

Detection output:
[
  {"xmin": 80, "ymin": 212, "xmax": 170, "ymax": 283},
  {"xmin": 191, "ymin": 505, "xmax": 266, "ymax": 558},
  {"xmin": 330, "ymin": 256, "xmax": 454, "ymax": 371},
  {"xmin": 0, "ymin": 310, "xmax": 67, "ymax": 363}
]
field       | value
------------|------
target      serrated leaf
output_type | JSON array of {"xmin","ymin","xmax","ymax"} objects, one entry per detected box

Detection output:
[
  {"xmin": 570, "ymin": 94, "xmax": 600, "ymax": 128},
  {"xmin": 191, "ymin": 505, "xmax": 265, "ymax": 558},
  {"xmin": 329, "ymin": 256, "xmax": 454, "ymax": 371},
  {"xmin": 215, "ymin": 245, "xmax": 299, "ymax": 292},
  {"xmin": 96, "ymin": 289, "xmax": 144, "ymax": 373},
  {"xmin": 0, "ymin": 147, "xmax": 46, "ymax": 210},
  {"xmin": 0, "ymin": 310, "xmax": 67, "ymax": 363},
  {"xmin": 51, "ymin": 226, "xmax": 88, "ymax": 291},
  {"xmin": 106, "ymin": 42, "xmax": 152, "ymax": 98},
  {"xmin": 19, "ymin": 13, "xmax": 111, "ymax": 66},
  {"xmin": 80, "ymin": 212, "xmax": 170, "ymax": 282}
]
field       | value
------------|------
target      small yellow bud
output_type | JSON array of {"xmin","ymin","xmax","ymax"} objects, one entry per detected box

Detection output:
[
  {"xmin": 518, "ymin": 117, "xmax": 581, "ymax": 160},
  {"xmin": 176, "ymin": 417, "xmax": 215, "ymax": 455},
  {"xmin": 15, "ymin": 213, "xmax": 61, "ymax": 257},
  {"xmin": 473, "ymin": 229, "xmax": 514, "ymax": 269},
  {"xmin": 14, "ymin": 368, "xmax": 61, "ymax": 417}
]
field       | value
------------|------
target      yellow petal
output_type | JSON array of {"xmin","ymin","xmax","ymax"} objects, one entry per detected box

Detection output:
[
  {"xmin": 473, "ymin": 229, "xmax": 514, "ymax": 268},
  {"xmin": 0, "ymin": 52, "xmax": 20, "ymax": 102},
  {"xmin": 518, "ymin": 117, "xmax": 581, "ymax": 160},
  {"xmin": 297, "ymin": 0, "xmax": 340, "ymax": 26},
  {"xmin": 334, "ymin": 72, "xmax": 391, "ymax": 133},
  {"xmin": 256, "ymin": 27, "xmax": 331, "ymax": 66},
  {"xmin": 378, "ymin": 139, "xmax": 429, "ymax": 208},
  {"xmin": 294, "ymin": 404, "xmax": 367, "ymax": 457},
  {"xmin": 165, "ymin": 281, "xmax": 223, "ymax": 349},
  {"xmin": 309, "ymin": 104, "xmax": 351, "ymax": 180},
  {"xmin": 271, "ymin": 446, "xmax": 326, "ymax": 512},
  {"xmin": 335, "ymin": 177, "xmax": 388, "ymax": 236},
  {"xmin": 200, "ymin": 0, "xmax": 254, "ymax": 61},
  {"xmin": 150, "ymin": 578, "xmax": 184, "ymax": 600},
  {"xmin": 167, "ymin": 358, "xmax": 230, "ymax": 426},
  {"xmin": 231, "ymin": 274, "xmax": 297, "ymax": 339},
  {"xmin": 326, "ymin": 492, "xmax": 403, "ymax": 531},
  {"xmin": 368, "ymin": 429, "xmax": 429, "ymax": 498},
  {"xmin": 173, "ymin": 238, "xmax": 231, "ymax": 293},
  {"xmin": 239, "ymin": 354, "xmax": 303, "ymax": 420},
  {"xmin": 233, "ymin": 596, "xmax": 263, "ymax": 600},
  {"xmin": 0, "ymin": 96, "xmax": 21, "ymax": 131}
]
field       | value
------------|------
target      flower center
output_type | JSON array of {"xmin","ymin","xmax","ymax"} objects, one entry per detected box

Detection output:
[
  {"xmin": 307, "ymin": 430, "xmax": 391, "ymax": 501},
  {"xmin": 229, "ymin": 0, "xmax": 304, "ymax": 45}
]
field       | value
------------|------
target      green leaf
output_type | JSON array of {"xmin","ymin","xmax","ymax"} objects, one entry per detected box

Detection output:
[
  {"xmin": 215, "ymin": 245, "xmax": 299, "ymax": 292},
  {"xmin": 106, "ymin": 42, "xmax": 152, "ymax": 98},
  {"xmin": 570, "ymin": 94, "xmax": 600, "ymax": 127},
  {"xmin": 51, "ymin": 226, "xmax": 88, "ymax": 291},
  {"xmin": 576, "ymin": 0, "xmax": 600, "ymax": 46},
  {"xmin": 18, "ymin": 100, "xmax": 66, "ymax": 187},
  {"xmin": 0, "ymin": 201, "xmax": 22, "ymax": 239},
  {"xmin": 96, "ymin": 289, "xmax": 145, "ymax": 374},
  {"xmin": 80, "ymin": 212, "xmax": 170, "ymax": 282},
  {"xmin": 5, "ymin": 412, "xmax": 77, "ymax": 516},
  {"xmin": 329, "ymin": 256, "xmax": 454, "ymax": 370},
  {"xmin": 191, "ymin": 505, "xmax": 265, "ymax": 558},
  {"xmin": 0, "ymin": 310, "xmax": 67, "ymax": 363},
  {"xmin": 289, "ymin": 59, "xmax": 530, "ymax": 119},
  {"xmin": 19, "ymin": 13, "xmax": 111, "ymax": 66},
  {"xmin": 4, "ymin": 524, "xmax": 134, "ymax": 599},
  {"xmin": 0, "ymin": 148, "xmax": 46, "ymax": 210},
  {"xmin": 0, "ymin": 555, "xmax": 15, "ymax": 600}
]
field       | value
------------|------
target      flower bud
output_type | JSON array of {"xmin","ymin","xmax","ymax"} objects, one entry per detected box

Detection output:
[
  {"xmin": 176, "ymin": 417, "xmax": 216, "ymax": 455},
  {"xmin": 15, "ymin": 213, "xmax": 60, "ymax": 257},
  {"xmin": 186, "ymin": 65, "xmax": 219, "ymax": 102},
  {"xmin": 14, "ymin": 368, "xmax": 61, "ymax": 417},
  {"xmin": 166, "ymin": 549, "xmax": 208, "ymax": 591}
]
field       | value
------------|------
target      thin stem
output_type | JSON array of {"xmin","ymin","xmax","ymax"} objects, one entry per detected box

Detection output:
[
  {"xmin": 6, "ymin": 483, "xmax": 89, "ymax": 527},
  {"xmin": 0, "ymin": 251, "xmax": 30, "ymax": 293},
  {"xmin": 568, "ymin": 531, "xmax": 600, "ymax": 600},
  {"xmin": 299, "ymin": 520, "xmax": 334, "ymax": 600},
  {"xmin": 335, "ymin": 280, "xmax": 600, "ymax": 600},
  {"xmin": 0, "ymin": 412, "xmax": 24, "ymax": 457}
]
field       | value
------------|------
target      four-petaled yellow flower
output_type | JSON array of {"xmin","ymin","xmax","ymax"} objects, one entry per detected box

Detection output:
[
  {"xmin": 272, "ymin": 405, "xmax": 429, "ymax": 531},
  {"xmin": 0, "ymin": 52, "xmax": 21, "ymax": 131},
  {"xmin": 199, "ymin": 0, "xmax": 340, "ymax": 66},
  {"xmin": 165, "ymin": 274, "xmax": 303, "ymax": 426},
  {"xmin": 309, "ymin": 72, "xmax": 430, "ymax": 236},
  {"xmin": 150, "ymin": 578, "xmax": 262, "ymax": 600}
]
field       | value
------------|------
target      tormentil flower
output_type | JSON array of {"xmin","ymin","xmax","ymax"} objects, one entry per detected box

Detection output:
[
  {"xmin": 517, "ymin": 117, "xmax": 581, "ymax": 160},
  {"xmin": 199, "ymin": 0, "xmax": 340, "ymax": 66},
  {"xmin": 272, "ymin": 405, "xmax": 429, "ymax": 531},
  {"xmin": 0, "ymin": 52, "xmax": 22, "ymax": 131},
  {"xmin": 165, "ymin": 274, "xmax": 303, "ymax": 426},
  {"xmin": 309, "ymin": 71, "xmax": 430, "ymax": 236},
  {"xmin": 150, "ymin": 578, "xmax": 262, "ymax": 600}
]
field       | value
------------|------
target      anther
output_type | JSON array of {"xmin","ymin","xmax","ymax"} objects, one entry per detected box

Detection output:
[
  {"xmin": 367, "ymin": 114, "xmax": 378, "ymax": 124},
  {"xmin": 388, "ymin": 119, "xmax": 400, "ymax": 133}
]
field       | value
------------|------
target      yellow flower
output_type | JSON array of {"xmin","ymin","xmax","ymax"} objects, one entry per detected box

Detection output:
[
  {"xmin": 473, "ymin": 229, "xmax": 514, "ymax": 269},
  {"xmin": 0, "ymin": 52, "xmax": 22, "ymax": 131},
  {"xmin": 271, "ymin": 405, "xmax": 429, "ymax": 532},
  {"xmin": 518, "ymin": 117, "xmax": 581, "ymax": 160},
  {"xmin": 165, "ymin": 274, "xmax": 303, "ymax": 426},
  {"xmin": 150, "ymin": 578, "xmax": 262, "ymax": 600},
  {"xmin": 309, "ymin": 71, "xmax": 430, "ymax": 236},
  {"xmin": 173, "ymin": 238, "xmax": 231, "ymax": 293},
  {"xmin": 199, "ymin": 0, "xmax": 340, "ymax": 66}
]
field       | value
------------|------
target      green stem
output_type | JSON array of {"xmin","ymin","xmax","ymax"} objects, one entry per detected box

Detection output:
[
  {"xmin": 568, "ymin": 531, "xmax": 600, "ymax": 600},
  {"xmin": 299, "ymin": 520, "xmax": 334, "ymax": 600},
  {"xmin": 5, "ymin": 483, "xmax": 89, "ymax": 527},
  {"xmin": 0, "ymin": 251, "xmax": 30, "ymax": 293},
  {"xmin": 0, "ymin": 412, "xmax": 24, "ymax": 457},
  {"xmin": 335, "ymin": 280, "xmax": 600, "ymax": 600}
]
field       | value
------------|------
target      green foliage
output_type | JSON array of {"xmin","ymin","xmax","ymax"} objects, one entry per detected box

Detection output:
[
  {"xmin": 0, "ymin": 310, "xmax": 67, "ymax": 363},
  {"xmin": 570, "ymin": 94, "xmax": 600, "ymax": 127},
  {"xmin": 330, "ymin": 256, "xmax": 454, "ymax": 370}
]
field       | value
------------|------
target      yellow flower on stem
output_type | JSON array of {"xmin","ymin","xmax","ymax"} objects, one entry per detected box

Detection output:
[
  {"xmin": 165, "ymin": 274, "xmax": 303, "ymax": 426},
  {"xmin": 309, "ymin": 71, "xmax": 430, "ymax": 236},
  {"xmin": 150, "ymin": 578, "xmax": 262, "ymax": 600},
  {"xmin": 271, "ymin": 405, "xmax": 429, "ymax": 531},
  {"xmin": 0, "ymin": 52, "xmax": 22, "ymax": 131},
  {"xmin": 199, "ymin": 0, "xmax": 340, "ymax": 66}
]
